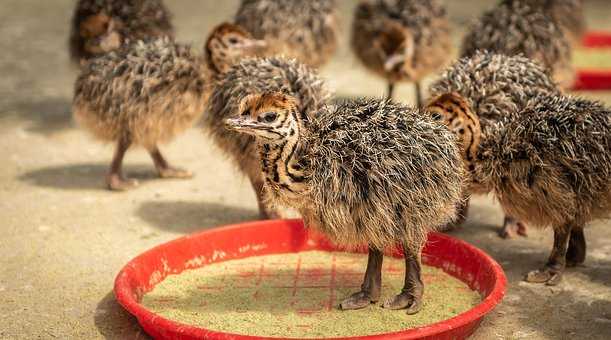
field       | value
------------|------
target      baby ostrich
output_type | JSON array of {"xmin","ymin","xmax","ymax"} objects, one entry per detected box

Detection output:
[
  {"xmin": 461, "ymin": 0, "xmax": 574, "ymax": 89},
  {"xmin": 234, "ymin": 0, "xmax": 339, "ymax": 68},
  {"xmin": 351, "ymin": 0, "xmax": 451, "ymax": 103},
  {"xmin": 427, "ymin": 92, "xmax": 611, "ymax": 285},
  {"xmin": 69, "ymin": 0, "xmax": 174, "ymax": 64},
  {"xmin": 205, "ymin": 57, "xmax": 330, "ymax": 218},
  {"xmin": 429, "ymin": 51, "xmax": 561, "ymax": 238},
  {"xmin": 73, "ymin": 24, "xmax": 266, "ymax": 190},
  {"xmin": 226, "ymin": 93, "xmax": 464, "ymax": 312},
  {"xmin": 540, "ymin": 0, "xmax": 586, "ymax": 46}
]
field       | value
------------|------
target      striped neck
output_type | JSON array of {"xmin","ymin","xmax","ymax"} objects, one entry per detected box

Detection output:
[{"xmin": 258, "ymin": 108, "xmax": 308, "ymax": 194}]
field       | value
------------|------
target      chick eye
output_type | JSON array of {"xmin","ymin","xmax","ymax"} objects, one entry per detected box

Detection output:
[
  {"xmin": 431, "ymin": 112, "xmax": 442, "ymax": 121},
  {"xmin": 228, "ymin": 37, "xmax": 239, "ymax": 44},
  {"xmin": 259, "ymin": 112, "xmax": 278, "ymax": 123}
]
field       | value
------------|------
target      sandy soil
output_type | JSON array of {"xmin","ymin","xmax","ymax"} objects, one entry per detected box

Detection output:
[{"xmin": 0, "ymin": 1, "xmax": 610, "ymax": 339}]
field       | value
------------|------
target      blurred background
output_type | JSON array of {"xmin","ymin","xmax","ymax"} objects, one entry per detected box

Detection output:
[{"xmin": 1, "ymin": 1, "xmax": 610, "ymax": 339}]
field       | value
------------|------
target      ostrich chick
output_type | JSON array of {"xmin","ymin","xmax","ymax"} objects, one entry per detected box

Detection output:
[
  {"xmin": 429, "ymin": 51, "xmax": 561, "ymax": 238},
  {"xmin": 530, "ymin": 0, "xmax": 586, "ymax": 46},
  {"xmin": 73, "ymin": 25, "xmax": 266, "ymax": 190},
  {"xmin": 234, "ymin": 0, "xmax": 339, "ymax": 68},
  {"xmin": 226, "ymin": 93, "xmax": 464, "ymax": 312},
  {"xmin": 352, "ymin": 0, "xmax": 451, "ymax": 103},
  {"xmin": 205, "ymin": 57, "xmax": 330, "ymax": 218},
  {"xmin": 70, "ymin": 0, "xmax": 174, "ymax": 64},
  {"xmin": 428, "ymin": 92, "xmax": 611, "ymax": 285},
  {"xmin": 462, "ymin": 0, "xmax": 574, "ymax": 89}
]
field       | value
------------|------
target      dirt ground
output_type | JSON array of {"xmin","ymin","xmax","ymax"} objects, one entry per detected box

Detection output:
[{"xmin": 1, "ymin": 1, "xmax": 610, "ymax": 339}]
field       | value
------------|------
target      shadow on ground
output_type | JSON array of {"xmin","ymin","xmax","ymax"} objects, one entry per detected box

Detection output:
[
  {"xmin": 95, "ymin": 291, "xmax": 151, "ymax": 340},
  {"xmin": 3, "ymin": 97, "xmax": 74, "ymax": 135},
  {"xmin": 136, "ymin": 200, "xmax": 259, "ymax": 233},
  {"xmin": 18, "ymin": 163, "xmax": 159, "ymax": 191}
]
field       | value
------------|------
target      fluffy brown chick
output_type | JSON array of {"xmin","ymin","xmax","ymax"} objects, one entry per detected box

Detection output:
[
  {"xmin": 69, "ymin": 0, "xmax": 174, "ymax": 65},
  {"xmin": 226, "ymin": 93, "xmax": 464, "ymax": 313},
  {"xmin": 351, "ymin": 0, "xmax": 452, "ymax": 104},
  {"xmin": 531, "ymin": 0, "xmax": 586, "ymax": 46},
  {"xmin": 234, "ymin": 0, "xmax": 339, "ymax": 68},
  {"xmin": 461, "ymin": 0, "xmax": 574, "ymax": 89},
  {"xmin": 429, "ymin": 51, "xmax": 561, "ymax": 237},
  {"xmin": 72, "ymin": 24, "xmax": 266, "ymax": 190},
  {"xmin": 427, "ymin": 92, "xmax": 611, "ymax": 285}
]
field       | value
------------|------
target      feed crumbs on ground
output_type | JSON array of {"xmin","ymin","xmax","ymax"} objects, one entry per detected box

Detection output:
[{"xmin": 141, "ymin": 251, "xmax": 481, "ymax": 338}]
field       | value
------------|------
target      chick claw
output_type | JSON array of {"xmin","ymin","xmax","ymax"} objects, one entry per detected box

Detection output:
[
  {"xmin": 525, "ymin": 268, "xmax": 563, "ymax": 286},
  {"xmin": 382, "ymin": 292, "xmax": 422, "ymax": 314},
  {"xmin": 339, "ymin": 291, "xmax": 376, "ymax": 310},
  {"xmin": 107, "ymin": 174, "xmax": 139, "ymax": 191},
  {"xmin": 158, "ymin": 167, "xmax": 193, "ymax": 179}
]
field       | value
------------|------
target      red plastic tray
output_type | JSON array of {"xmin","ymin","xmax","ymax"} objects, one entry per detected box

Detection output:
[{"xmin": 114, "ymin": 220, "xmax": 506, "ymax": 340}]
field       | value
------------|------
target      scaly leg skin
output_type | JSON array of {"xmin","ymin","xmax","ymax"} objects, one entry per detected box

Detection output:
[
  {"xmin": 525, "ymin": 225, "xmax": 571, "ymax": 286},
  {"xmin": 499, "ymin": 215, "xmax": 528, "ymax": 239},
  {"xmin": 340, "ymin": 247, "xmax": 383, "ymax": 310},
  {"xmin": 386, "ymin": 82, "xmax": 395, "ymax": 101},
  {"xmin": 107, "ymin": 137, "xmax": 139, "ymax": 191},
  {"xmin": 382, "ymin": 244, "xmax": 423, "ymax": 314},
  {"xmin": 148, "ymin": 146, "xmax": 192, "ymax": 179},
  {"xmin": 566, "ymin": 227, "xmax": 586, "ymax": 267}
]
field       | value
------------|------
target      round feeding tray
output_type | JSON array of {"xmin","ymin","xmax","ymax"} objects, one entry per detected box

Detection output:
[{"xmin": 115, "ymin": 220, "xmax": 506, "ymax": 340}]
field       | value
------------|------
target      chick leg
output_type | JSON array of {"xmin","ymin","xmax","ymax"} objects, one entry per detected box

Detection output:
[
  {"xmin": 499, "ymin": 215, "xmax": 528, "ymax": 239},
  {"xmin": 566, "ymin": 226, "xmax": 586, "ymax": 267},
  {"xmin": 382, "ymin": 244, "xmax": 423, "ymax": 314},
  {"xmin": 414, "ymin": 81, "xmax": 422, "ymax": 108},
  {"xmin": 148, "ymin": 145, "xmax": 193, "ymax": 179},
  {"xmin": 387, "ymin": 82, "xmax": 395, "ymax": 101},
  {"xmin": 339, "ymin": 247, "xmax": 383, "ymax": 310},
  {"xmin": 107, "ymin": 136, "xmax": 139, "ymax": 191},
  {"xmin": 525, "ymin": 225, "xmax": 571, "ymax": 285}
]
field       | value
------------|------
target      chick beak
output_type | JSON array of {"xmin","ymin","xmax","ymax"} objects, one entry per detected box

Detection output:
[
  {"xmin": 244, "ymin": 39, "xmax": 268, "ymax": 54},
  {"xmin": 384, "ymin": 53, "xmax": 405, "ymax": 74},
  {"xmin": 225, "ymin": 117, "xmax": 260, "ymax": 135}
]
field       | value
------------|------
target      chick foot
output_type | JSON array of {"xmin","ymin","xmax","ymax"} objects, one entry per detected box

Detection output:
[
  {"xmin": 339, "ymin": 291, "xmax": 378, "ymax": 310},
  {"xmin": 382, "ymin": 291, "xmax": 423, "ymax": 314},
  {"xmin": 525, "ymin": 266, "xmax": 563, "ymax": 286},
  {"xmin": 107, "ymin": 174, "xmax": 139, "ymax": 191},
  {"xmin": 499, "ymin": 216, "xmax": 528, "ymax": 239},
  {"xmin": 157, "ymin": 166, "xmax": 193, "ymax": 179},
  {"xmin": 149, "ymin": 146, "xmax": 193, "ymax": 179}
]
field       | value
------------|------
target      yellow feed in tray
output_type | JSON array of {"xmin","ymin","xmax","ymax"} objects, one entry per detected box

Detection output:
[{"xmin": 141, "ymin": 251, "xmax": 481, "ymax": 338}]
